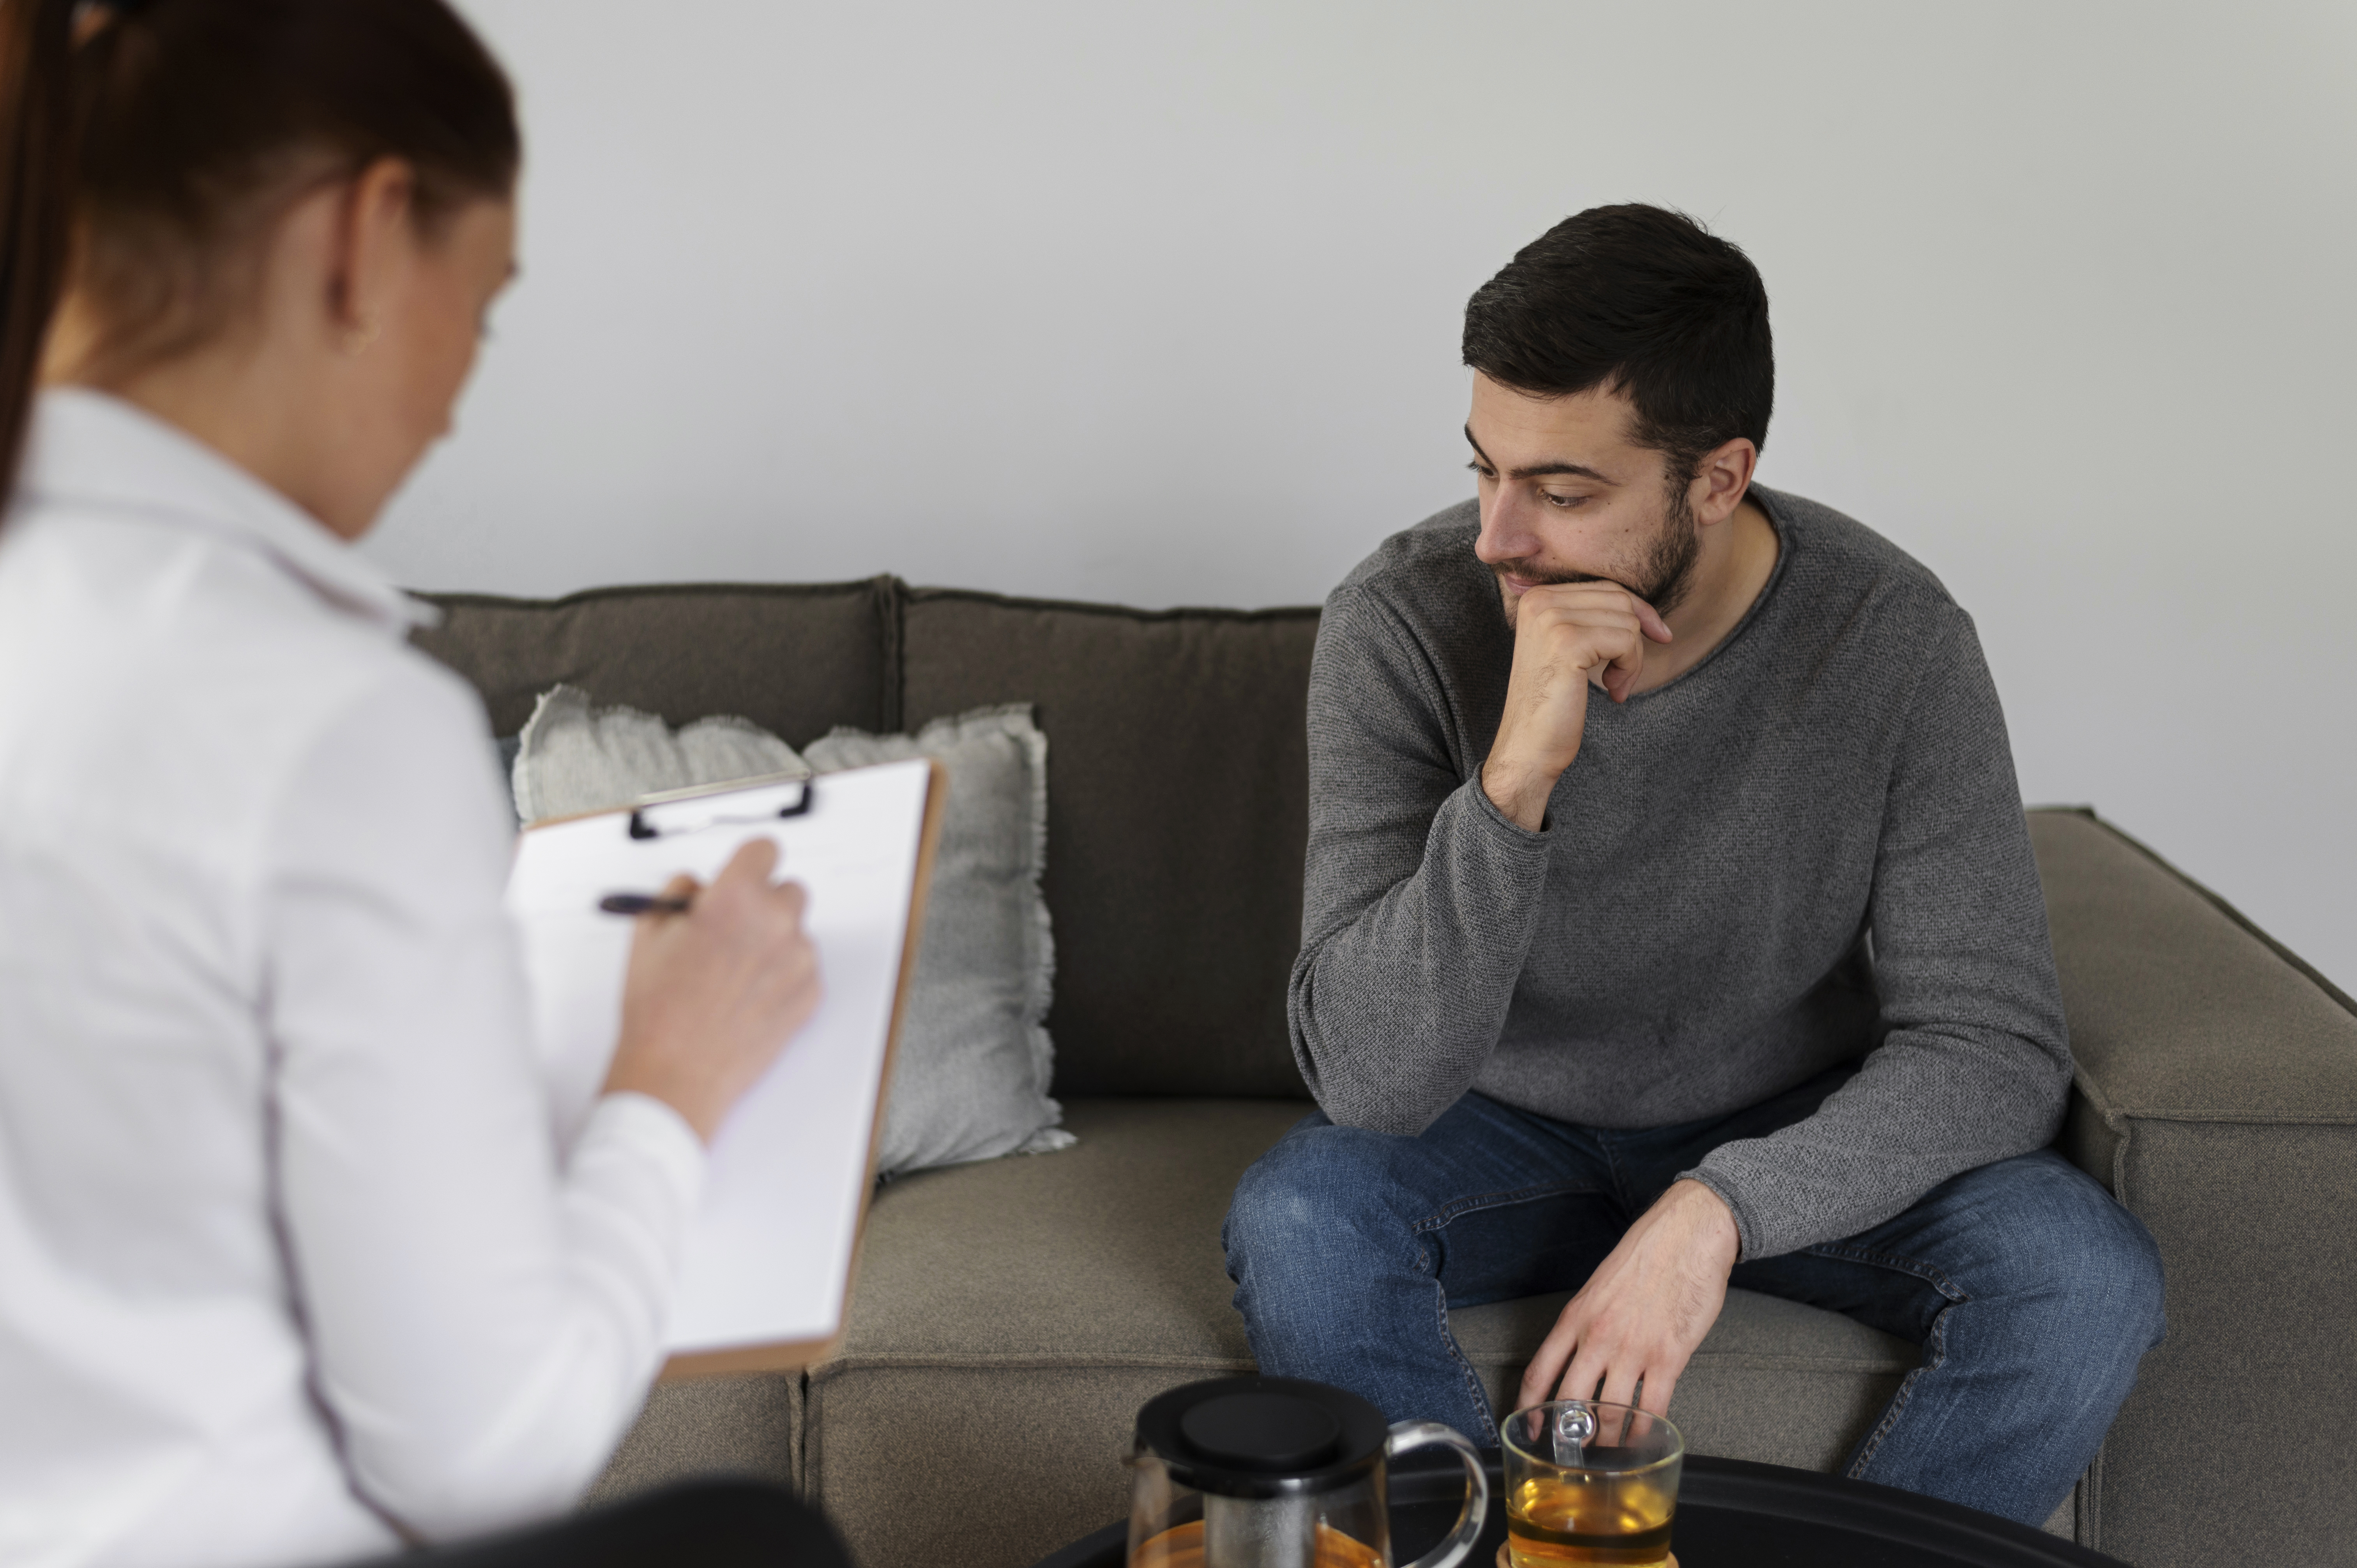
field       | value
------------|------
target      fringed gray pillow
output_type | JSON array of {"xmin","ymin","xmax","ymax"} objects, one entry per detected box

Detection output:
[
  {"xmin": 511, "ymin": 684, "xmax": 808, "ymax": 824},
  {"xmin": 803, "ymin": 706, "xmax": 1069, "ymax": 1175},
  {"xmin": 510, "ymin": 689, "xmax": 1069, "ymax": 1177}
]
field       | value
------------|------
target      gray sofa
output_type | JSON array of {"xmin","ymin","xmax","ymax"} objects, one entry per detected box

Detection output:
[{"xmin": 417, "ymin": 576, "xmax": 2357, "ymax": 1568}]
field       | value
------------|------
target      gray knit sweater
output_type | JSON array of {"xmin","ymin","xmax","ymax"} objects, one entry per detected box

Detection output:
[{"xmin": 1288, "ymin": 486, "xmax": 2072, "ymax": 1262}]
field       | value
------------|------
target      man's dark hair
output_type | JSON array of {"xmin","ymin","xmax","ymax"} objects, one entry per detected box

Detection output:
[{"xmin": 1463, "ymin": 204, "xmax": 1773, "ymax": 482}]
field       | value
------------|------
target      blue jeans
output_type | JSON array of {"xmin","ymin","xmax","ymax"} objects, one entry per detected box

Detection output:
[{"xmin": 1221, "ymin": 1071, "xmax": 2165, "ymax": 1528}]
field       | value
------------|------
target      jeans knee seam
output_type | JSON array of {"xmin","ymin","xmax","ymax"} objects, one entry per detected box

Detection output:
[
  {"xmin": 1850, "ymin": 1303, "xmax": 1950, "ymax": 1479},
  {"xmin": 1432, "ymin": 1283, "xmax": 1495, "ymax": 1442},
  {"xmin": 1805, "ymin": 1240, "xmax": 1967, "ymax": 1302},
  {"xmin": 1413, "ymin": 1179, "xmax": 1602, "ymax": 1234}
]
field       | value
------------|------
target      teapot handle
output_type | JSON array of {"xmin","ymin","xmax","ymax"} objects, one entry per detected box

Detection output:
[{"xmin": 1384, "ymin": 1420, "xmax": 1490, "ymax": 1568}]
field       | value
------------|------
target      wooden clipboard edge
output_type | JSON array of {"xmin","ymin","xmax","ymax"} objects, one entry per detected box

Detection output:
[{"xmin": 656, "ymin": 756, "xmax": 949, "ymax": 1383}]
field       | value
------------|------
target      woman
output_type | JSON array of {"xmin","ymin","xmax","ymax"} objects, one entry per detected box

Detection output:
[{"xmin": 0, "ymin": 2, "xmax": 835, "ymax": 1564}]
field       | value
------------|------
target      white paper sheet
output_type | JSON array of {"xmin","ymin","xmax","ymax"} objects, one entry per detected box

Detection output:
[{"xmin": 505, "ymin": 758, "xmax": 931, "ymax": 1356}]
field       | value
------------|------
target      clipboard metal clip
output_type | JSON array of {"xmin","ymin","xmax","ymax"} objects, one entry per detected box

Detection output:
[{"xmin": 627, "ymin": 777, "xmax": 815, "ymax": 841}]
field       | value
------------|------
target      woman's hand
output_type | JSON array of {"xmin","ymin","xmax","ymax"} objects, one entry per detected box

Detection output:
[{"xmin": 603, "ymin": 839, "xmax": 822, "ymax": 1142}]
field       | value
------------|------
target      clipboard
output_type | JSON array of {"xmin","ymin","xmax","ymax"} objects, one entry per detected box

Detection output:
[{"xmin": 505, "ymin": 757, "xmax": 946, "ymax": 1379}]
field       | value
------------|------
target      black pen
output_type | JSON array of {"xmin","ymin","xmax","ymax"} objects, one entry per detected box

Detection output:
[{"xmin": 599, "ymin": 893, "xmax": 693, "ymax": 916}]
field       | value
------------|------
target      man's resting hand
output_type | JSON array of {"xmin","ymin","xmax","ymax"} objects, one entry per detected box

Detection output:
[{"xmin": 1517, "ymin": 1178, "xmax": 1740, "ymax": 1420}]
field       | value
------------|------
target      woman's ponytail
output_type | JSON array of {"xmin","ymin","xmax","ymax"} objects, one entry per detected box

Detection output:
[
  {"xmin": 0, "ymin": 0, "xmax": 518, "ymax": 515},
  {"xmin": 0, "ymin": 0, "xmax": 80, "ymax": 508}
]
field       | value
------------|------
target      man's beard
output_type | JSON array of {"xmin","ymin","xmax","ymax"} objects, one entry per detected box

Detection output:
[{"xmin": 1495, "ymin": 481, "xmax": 1701, "ymax": 622}]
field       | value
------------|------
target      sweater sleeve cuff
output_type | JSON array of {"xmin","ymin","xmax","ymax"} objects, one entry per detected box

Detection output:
[
  {"xmin": 1461, "ymin": 772, "xmax": 1553, "ymax": 846},
  {"xmin": 1676, "ymin": 1164, "xmax": 1763, "ymax": 1264},
  {"xmin": 585, "ymin": 1090, "xmax": 709, "ymax": 1219}
]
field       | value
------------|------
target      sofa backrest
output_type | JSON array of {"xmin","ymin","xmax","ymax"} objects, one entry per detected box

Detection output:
[
  {"xmin": 414, "ymin": 577, "xmax": 1318, "ymax": 1101},
  {"xmin": 415, "ymin": 579, "xmax": 901, "ymax": 742},
  {"xmin": 899, "ymin": 588, "xmax": 1318, "ymax": 1098}
]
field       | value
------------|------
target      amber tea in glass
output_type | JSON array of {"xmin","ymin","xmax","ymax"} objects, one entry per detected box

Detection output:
[
  {"xmin": 1131, "ymin": 1517, "xmax": 1387, "ymax": 1568},
  {"xmin": 1499, "ymin": 1401, "xmax": 1682, "ymax": 1568}
]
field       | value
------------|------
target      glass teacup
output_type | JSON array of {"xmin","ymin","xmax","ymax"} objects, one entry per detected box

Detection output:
[{"xmin": 1498, "ymin": 1401, "xmax": 1683, "ymax": 1568}]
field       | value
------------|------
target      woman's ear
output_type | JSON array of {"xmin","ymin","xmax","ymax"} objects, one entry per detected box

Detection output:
[{"xmin": 325, "ymin": 158, "xmax": 420, "ymax": 357}]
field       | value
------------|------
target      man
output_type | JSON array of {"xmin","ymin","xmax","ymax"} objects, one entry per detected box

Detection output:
[{"xmin": 1222, "ymin": 204, "xmax": 2164, "ymax": 1527}]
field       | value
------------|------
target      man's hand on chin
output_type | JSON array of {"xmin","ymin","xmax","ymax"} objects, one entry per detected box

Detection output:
[{"xmin": 1517, "ymin": 1179, "xmax": 1740, "ymax": 1419}]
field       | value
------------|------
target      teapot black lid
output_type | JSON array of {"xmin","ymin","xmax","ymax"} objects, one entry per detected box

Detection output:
[{"xmin": 1135, "ymin": 1376, "xmax": 1390, "ymax": 1498}]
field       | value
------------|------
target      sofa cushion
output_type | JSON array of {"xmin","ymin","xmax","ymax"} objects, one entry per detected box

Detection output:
[
  {"xmin": 900, "ymin": 590, "xmax": 1321, "ymax": 1098},
  {"xmin": 415, "ymin": 578, "xmax": 900, "ymax": 742},
  {"xmin": 586, "ymin": 1370, "xmax": 802, "ymax": 1503},
  {"xmin": 825, "ymin": 1098, "xmax": 1291, "ymax": 1371},
  {"xmin": 806, "ymin": 1097, "xmax": 1914, "ymax": 1568}
]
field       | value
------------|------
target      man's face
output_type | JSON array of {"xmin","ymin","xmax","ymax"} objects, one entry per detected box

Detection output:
[{"xmin": 1466, "ymin": 373, "xmax": 1699, "ymax": 627}]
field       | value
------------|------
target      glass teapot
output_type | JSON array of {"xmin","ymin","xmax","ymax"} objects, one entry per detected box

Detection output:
[{"xmin": 1127, "ymin": 1376, "xmax": 1488, "ymax": 1568}]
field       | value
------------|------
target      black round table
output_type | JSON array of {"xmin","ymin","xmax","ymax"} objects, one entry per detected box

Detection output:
[{"xmin": 1032, "ymin": 1453, "xmax": 2131, "ymax": 1568}]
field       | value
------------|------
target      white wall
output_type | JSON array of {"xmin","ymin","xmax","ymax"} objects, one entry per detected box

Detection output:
[{"xmin": 375, "ymin": 1, "xmax": 2357, "ymax": 989}]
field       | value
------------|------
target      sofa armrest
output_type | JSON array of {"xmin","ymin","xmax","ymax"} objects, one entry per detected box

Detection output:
[
  {"xmin": 2026, "ymin": 807, "xmax": 2357, "ymax": 1567},
  {"xmin": 2033, "ymin": 807, "xmax": 2357, "ymax": 1157}
]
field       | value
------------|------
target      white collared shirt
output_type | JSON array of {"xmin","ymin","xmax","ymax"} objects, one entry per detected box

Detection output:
[{"xmin": 0, "ymin": 390, "xmax": 706, "ymax": 1568}]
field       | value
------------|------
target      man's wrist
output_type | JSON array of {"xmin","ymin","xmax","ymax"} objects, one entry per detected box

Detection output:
[
  {"xmin": 1480, "ymin": 755, "xmax": 1558, "ymax": 831},
  {"xmin": 1667, "ymin": 1178, "xmax": 1741, "ymax": 1269}
]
